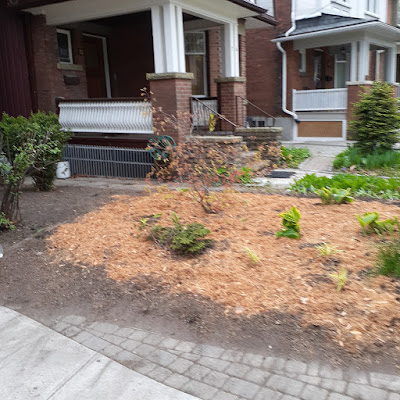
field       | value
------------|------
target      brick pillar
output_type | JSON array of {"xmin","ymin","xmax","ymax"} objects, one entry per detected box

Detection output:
[
  {"xmin": 216, "ymin": 77, "xmax": 246, "ymax": 131},
  {"xmin": 346, "ymin": 82, "xmax": 374, "ymax": 124},
  {"xmin": 146, "ymin": 73, "xmax": 194, "ymax": 142}
]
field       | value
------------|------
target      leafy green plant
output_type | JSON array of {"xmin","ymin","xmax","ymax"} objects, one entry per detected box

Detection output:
[
  {"xmin": 291, "ymin": 173, "xmax": 400, "ymax": 200},
  {"xmin": 0, "ymin": 212, "xmax": 15, "ymax": 231},
  {"xmin": 281, "ymin": 146, "xmax": 311, "ymax": 168},
  {"xmin": 349, "ymin": 81, "xmax": 400, "ymax": 153},
  {"xmin": 356, "ymin": 212, "xmax": 398, "ymax": 235},
  {"xmin": 316, "ymin": 243, "xmax": 341, "ymax": 257},
  {"xmin": 276, "ymin": 206, "xmax": 301, "ymax": 239},
  {"xmin": 333, "ymin": 147, "xmax": 400, "ymax": 170},
  {"xmin": 237, "ymin": 167, "xmax": 254, "ymax": 185},
  {"xmin": 376, "ymin": 237, "xmax": 400, "ymax": 278},
  {"xmin": 329, "ymin": 268, "xmax": 348, "ymax": 292},
  {"xmin": 315, "ymin": 187, "xmax": 354, "ymax": 205},
  {"xmin": 244, "ymin": 247, "xmax": 260, "ymax": 264},
  {"xmin": 151, "ymin": 212, "xmax": 212, "ymax": 255}
]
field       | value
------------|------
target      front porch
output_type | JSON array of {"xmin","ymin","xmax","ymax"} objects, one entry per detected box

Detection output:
[
  {"xmin": 273, "ymin": 13, "xmax": 400, "ymax": 141},
  {"xmin": 23, "ymin": 0, "xmax": 273, "ymax": 145}
]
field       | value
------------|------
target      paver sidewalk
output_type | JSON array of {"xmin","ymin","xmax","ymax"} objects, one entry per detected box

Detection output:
[
  {"xmin": 43, "ymin": 312, "xmax": 400, "ymax": 400},
  {"xmin": 0, "ymin": 307, "xmax": 198, "ymax": 400}
]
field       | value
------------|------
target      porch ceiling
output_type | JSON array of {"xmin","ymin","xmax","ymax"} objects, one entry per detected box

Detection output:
[{"xmin": 23, "ymin": 0, "xmax": 274, "ymax": 26}]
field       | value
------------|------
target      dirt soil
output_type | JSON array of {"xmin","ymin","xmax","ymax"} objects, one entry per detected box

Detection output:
[{"xmin": 1, "ymin": 183, "xmax": 400, "ymax": 374}]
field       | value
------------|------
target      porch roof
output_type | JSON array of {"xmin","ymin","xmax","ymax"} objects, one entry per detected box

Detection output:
[{"xmin": 273, "ymin": 13, "xmax": 400, "ymax": 43}]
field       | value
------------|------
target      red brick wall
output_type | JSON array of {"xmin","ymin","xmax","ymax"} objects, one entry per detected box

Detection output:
[
  {"xmin": 149, "ymin": 77, "xmax": 193, "ymax": 142},
  {"xmin": 217, "ymin": 79, "xmax": 246, "ymax": 130},
  {"xmin": 208, "ymin": 28, "xmax": 222, "ymax": 97},
  {"xmin": 31, "ymin": 15, "xmax": 87, "ymax": 112},
  {"xmin": 109, "ymin": 12, "xmax": 154, "ymax": 97}
]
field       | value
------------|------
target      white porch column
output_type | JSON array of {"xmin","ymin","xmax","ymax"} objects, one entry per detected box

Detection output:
[
  {"xmin": 222, "ymin": 22, "xmax": 240, "ymax": 77},
  {"xmin": 358, "ymin": 40, "xmax": 370, "ymax": 81},
  {"xmin": 151, "ymin": 4, "xmax": 186, "ymax": 73},
  {"xmin": 350, "ymin": 41, "xmax": 358, "ymax": 82},
  {"xmin": 384, "ymin": 46, "xmax": 397, "ymax": 83}
]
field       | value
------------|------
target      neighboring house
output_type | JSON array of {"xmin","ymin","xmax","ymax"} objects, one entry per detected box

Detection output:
[
  {"xmin": 0, "ymin": 0, "xmax": 275, "ymax": 147},
  {"xmin": 246, "ymin": 0, "xmax": 400, "ymax": 141}
]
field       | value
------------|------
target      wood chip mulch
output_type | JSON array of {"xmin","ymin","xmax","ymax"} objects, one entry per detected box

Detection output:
[{"xmin": 48, "ymin": 191, "xmax": 400, "ymax": 353}]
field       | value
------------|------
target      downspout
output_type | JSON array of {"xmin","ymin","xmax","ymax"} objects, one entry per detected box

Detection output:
[{"xmin": 276, "ymin": 0, "xmax": 299, "ymax": 123}]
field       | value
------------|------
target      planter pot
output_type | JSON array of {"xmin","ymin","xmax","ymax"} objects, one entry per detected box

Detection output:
[{"xmin": 56, "ymin": 161, "xmax": 71, "ymax": 179}]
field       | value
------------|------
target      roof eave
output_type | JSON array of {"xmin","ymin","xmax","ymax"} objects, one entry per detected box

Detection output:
[
  {"xmin": 226, "ymin": 0, "xmax": 268, "ymax": 14},
  {"xmin": 272, "ymin": 21, "xmax": 400, "ymax": 43}
]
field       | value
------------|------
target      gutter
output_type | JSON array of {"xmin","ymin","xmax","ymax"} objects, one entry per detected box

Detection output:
[{"xmin": 275, "ymin": 0, "xmax": 299, "ymax": 123}]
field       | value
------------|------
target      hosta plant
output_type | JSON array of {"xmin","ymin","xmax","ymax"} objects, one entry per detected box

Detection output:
[
  {"xmin": 315, "ymin": 187, "xmax": 354, "ymax": 205},
  {"xmin": 276, "ymin": 206, "xmax": 301, "ymax": 239},
  {"xmin": 356, "ymin": 212, "xmax": 398, "ymax": 235}
]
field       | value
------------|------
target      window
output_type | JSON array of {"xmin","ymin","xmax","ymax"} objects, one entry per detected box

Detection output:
[
  {"xmin": 57, "ymin": 29, "xmax": 73, "ymax": 64},
  {"xmin": 299, "ymin": 50, "xmax": 306, "ymax": 73},
  {"xmin": 366, "ymin": 0, "xmax": 377, "ymax": 13},
  {"xmin": 334, "ymin": 53, "xmax": 350, "ymax": 88},
  {"xmin": 185, "ymin": 32, "xmax": 207, "ymax": 96}
]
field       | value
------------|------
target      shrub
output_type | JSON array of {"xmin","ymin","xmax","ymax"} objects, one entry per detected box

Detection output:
[
  {"xmin": 150, "ymin": 212, "xmax": 212, "ymax": 255},
  {"xmin": 0, "ymin": 212, "xmax": 15, "ymax": 231},
  {"xmin": 356, "ymin": 212, "xmax": 398, "ymax": 235},
  {"xmin": 349, "ymin": 81, "xmax": 400, "ymax": 153},
  {"xmin": 276, "ymin": 206, "xmax": 301, "ymax": 239},
  {"xmin": 315, "ymin": 187, "xmax": 354, "ymax": 205},
  {"xmin": 376, "ymin": 238, "xmax": 400, "ymax": 278},
  {"xmin": 281, "ymin": 146, "xmax": 311, "ymax": 168},
  {"xmin": 291, "ymin": 173, "xmax": 400, "ymax": 200},
  {"xmin": 0, "ymin": 112, "xmax": 69, "ymax": 223},
  {"xmin": 333, "ymin": 147, "xmax": 400, "ymax": 170}
]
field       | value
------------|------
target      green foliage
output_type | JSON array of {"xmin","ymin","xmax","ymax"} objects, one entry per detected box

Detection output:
[
  {"xmin": 237, "ymin": 167, "xmax": 254, "ymax": 185},
  {"xmin": 315, "ymin": 243, "xmax": 341, "ymax": 257},
  {"xmin": 349, "ymin": 81, "xmax": 400, "ymax": 153},
  {"xmin": 0, "ymin": 212, "xmax": 15, "ymax": 231},
  {"xmin": 0, "ymin": 112, "xmax": 70, "ymax": 223},
  {"xmin": 281, "ymin": 146, "xmax": 311, "ymax": 168},
  {"xmin": 276, "ymin": 206, "xmax": 301, "ymax": 239},
  {"xmin": 376, "ymin": 237, "xmax": 400, "ymax": 278},
  {"xmin": 356, "ymin": 212, "xmax": 398, "ymax": 235},
  {"xmin": 244, "ymin": 247, "xmax": 260, "ymax": 264},
  {"xmin": 333, "ymin": 147, "xmax": 400, "ymax": 170},
  {"xmin": 329, "ymin": 268, "xmax": 348, "ymax": 292},
  {"xmin": 291, "ymin": 173, "xmax": 400, "ymax": 200},
  {"xmin": 315, "ymin": 187, "xmax": 354, "ymax": 205},
  {"xmin": 151, "ymin": 212, "xmax": 212, "ymax": 255}
]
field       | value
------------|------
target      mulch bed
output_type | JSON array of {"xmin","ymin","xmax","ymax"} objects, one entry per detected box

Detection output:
[{"xmin": 48, "ymin": 190, "xmax": 400, "ymax": 356}]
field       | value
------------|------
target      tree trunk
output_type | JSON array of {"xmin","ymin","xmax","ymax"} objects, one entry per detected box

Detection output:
[{"xmin": 1, "ymin": 182, "xmax": 22, "ymax": 222}]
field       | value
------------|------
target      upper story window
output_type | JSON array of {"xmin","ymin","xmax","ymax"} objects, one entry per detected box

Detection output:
[
  {"xmin": 366, "ymin": 0, "xmax": 377, "ymax": 14},
  {"xmin": 57, "ymin": 29, "xmax": 73, "ymax": 64}
]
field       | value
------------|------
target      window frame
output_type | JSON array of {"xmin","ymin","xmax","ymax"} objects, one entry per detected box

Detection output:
[
  {"xmin": 299, "ymin": 49, "xmax": 307, "ymax": 73},
  {"xmin": 57, "ymin": 28, "xmax": 74, "ymax": 64},
  {"xmin": 366, "ymin": 0, "xmax": 377, "ymax": 14}
]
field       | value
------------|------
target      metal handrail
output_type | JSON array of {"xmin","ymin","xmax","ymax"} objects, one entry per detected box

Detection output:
[
  {"xmin": 236, "ymin": 96, "xmax": 276, "ymax": 127},
  {"xmin": 192, "ymin": 97, "xmax": 237, "ymax": 132}
]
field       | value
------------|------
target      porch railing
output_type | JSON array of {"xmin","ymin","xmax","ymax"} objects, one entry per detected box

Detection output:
[
  {"xmin": 192, "ymin": 97, "xmax": 218, "ymax": 126},
  {"xmin": 58, "ymin": 98, "xmax": 153, "ymax": 134},
  {"xmin": 293, "ymin": 88, "xmax": 348, "ymax": 112}
]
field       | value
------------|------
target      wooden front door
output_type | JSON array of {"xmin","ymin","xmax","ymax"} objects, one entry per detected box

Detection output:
[{"xmin": 83, "ymin": 35, "xmax": 107, "ymax": 98}]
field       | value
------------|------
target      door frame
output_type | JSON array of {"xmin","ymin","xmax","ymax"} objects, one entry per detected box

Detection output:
[{"xmin": 82, "ymin": 33, "xmax": 112, "ymax": 98}]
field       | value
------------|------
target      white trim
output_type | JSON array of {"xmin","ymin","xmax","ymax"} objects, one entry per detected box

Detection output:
[
  {"xmin": 82, "ymin": 33, "xmax": 112, "ymax": 98},
  {"xmin": 56, "ymin": 28, "xmax": 74, "ymax": 64}
]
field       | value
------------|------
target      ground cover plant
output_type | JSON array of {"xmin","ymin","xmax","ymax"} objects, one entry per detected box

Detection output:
[
  {"xmin": 333, "ymin": 147, "xmax": 400, "ymax": 171},
  {"xmin": 276, "ymin": 206, "xmax": 301, "ymax": 239},
  {"xmin": 48, "ymin": 191, "xmax": 400, "ymax": 354},
  {"xmin": 291, "ymin": 173, "xmax": 400, "ymax": 200},
  {"xmin": 280, "ymin": 146, "xmax": 311, "ymax": 168},
  {"xmin": 356, "ymin": 212, "xmax": 398, "ymax": 235},
  {"xmin": 315, "ymin": 187, "xmax": 354, "ymax": 205},
  {"xmin": 376, "ymin": 236, "xmax": 400, "ymax": 278}
]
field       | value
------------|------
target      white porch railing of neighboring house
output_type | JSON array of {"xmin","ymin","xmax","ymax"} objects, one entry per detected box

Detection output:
[
  {"xmin": 58, "ymin": 99, "xmax": 154, "ymax": 134},
  {"xmin": 192, "ymin": 97, "xmax": 218, "ymax": 126},
  {"xmin": 293, "ymin": 88, "xmax": 348, "ymax": 112}
]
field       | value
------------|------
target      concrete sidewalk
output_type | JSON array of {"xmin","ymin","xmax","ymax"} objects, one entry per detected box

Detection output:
[{"xmin": 0, "ymin": 307, "xmax": 198, "ymax": 400}]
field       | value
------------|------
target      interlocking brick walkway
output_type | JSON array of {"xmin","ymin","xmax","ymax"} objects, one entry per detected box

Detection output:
[{"xmin": 49, "ymin": 315, "xmax": 400, "ymax": 400}]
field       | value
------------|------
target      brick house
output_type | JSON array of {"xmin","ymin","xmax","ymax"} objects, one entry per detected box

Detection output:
[
  {"xmin": 1, "ymin": 0, "xmax": 275, "ymax": 148},
  {"xmin": 246, "ymin": 0, "xmax": 400, "ymax": 141}
]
